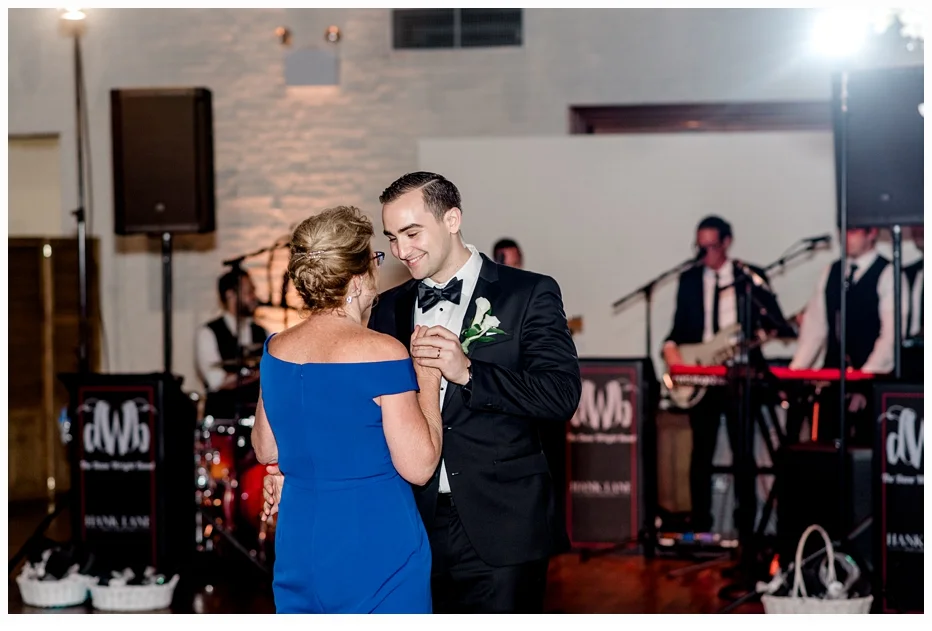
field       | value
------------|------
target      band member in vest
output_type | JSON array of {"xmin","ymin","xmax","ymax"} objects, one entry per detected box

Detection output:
[
  {"xmin": 903, "ymin": 225, "xmax": 923, "ymax": 379},
  {"xmin": 790, "ymin": 227, "xmax": 908, "ymax": 441},
  {"xmin": 905, "ymin": 226, "xmax": 923, "ymax": 339},
  {"xmin": 196, "ymin": 269, "xmax": 269, "ymax": 419},
  {"xmin": 662, "ymin": 215, "xmax": 787, "ymax": 533},
  {"xmin": 492, "ymin": 238, "xmax": 523, "ymax": 269}
]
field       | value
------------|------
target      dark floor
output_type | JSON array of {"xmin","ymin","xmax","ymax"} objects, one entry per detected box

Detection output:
[{"xmin": 9, "ymin": 499, "xmax": 761, "ymax": 614}]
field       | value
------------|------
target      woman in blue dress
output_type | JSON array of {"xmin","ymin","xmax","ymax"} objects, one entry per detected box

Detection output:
[{"xmin": 251, "ymin": 206, "xmax": 443, "ymax": 613}]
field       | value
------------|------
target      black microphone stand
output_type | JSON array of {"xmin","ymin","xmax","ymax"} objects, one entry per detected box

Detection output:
[
  {"xmin": 11, "ymin": 15, "xmax": 94, "ymax": 577},
  {"xmin": 612, "ymin": 252, "xmax": 705, "ymax": 357}
]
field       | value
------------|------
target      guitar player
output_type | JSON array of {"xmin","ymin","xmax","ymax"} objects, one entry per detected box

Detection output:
[
  {"xmin": 662, "ymin": 216, "xmax": 788, "ymax": 534},
  {"xmin": 790, "ymin": 227, "xmax": 909, "ymax": 444}
]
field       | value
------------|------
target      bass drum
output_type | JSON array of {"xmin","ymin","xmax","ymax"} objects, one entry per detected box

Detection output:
[{"xmin": 237, "ymin": 463, "xmax": 267, "ymax": 530}]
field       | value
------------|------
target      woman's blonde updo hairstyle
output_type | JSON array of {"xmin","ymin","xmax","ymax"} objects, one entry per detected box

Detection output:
[{"xmin": 288, "ymin": 206, "xmax": 375, "ymax": 312}]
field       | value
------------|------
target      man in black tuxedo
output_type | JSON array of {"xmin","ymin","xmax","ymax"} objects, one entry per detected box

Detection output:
[
  {"xmin": 370, "ymin": 172, "xmax": 581, "ymax": 613},
  {"xmin": 662, "ymin": 215, "xmax": 786, "ymax": 533}
]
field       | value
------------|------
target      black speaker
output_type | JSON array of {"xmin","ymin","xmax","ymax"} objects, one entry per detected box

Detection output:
[
  {"xmin": 832, "ymin": 66, "xmax": 924, "ymax": 228},
  {"xmin": 111, "ymin": 88, "xmax": 216, "ymax": 235},
  {"xmin": 776, "ymin": 443, "xmax": 873, "ymax": 569}
]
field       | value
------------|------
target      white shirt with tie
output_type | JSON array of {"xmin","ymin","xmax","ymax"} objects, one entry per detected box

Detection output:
[
  {"xmin": 702, "ymin": 261, "xmax": 737, "ymax": 342},
  {"xmin": 414, "ymin": 244, "xmax": 483, "ymax": 494},
  {"xmin": 789, "ymin": 249, "xmax": 907, "ymax": 374}
]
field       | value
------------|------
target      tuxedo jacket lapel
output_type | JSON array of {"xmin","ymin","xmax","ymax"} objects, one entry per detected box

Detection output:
[
  {"xmin": 444, "ymin": 256, "xmax": 501, "ymax": 411},
  {"xmin": 393, "ymin": 280, "xmax": 418, "ymax": 350}
]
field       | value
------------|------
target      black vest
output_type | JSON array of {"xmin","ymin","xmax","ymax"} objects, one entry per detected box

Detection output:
[
  {"xmin": 824, "ymin": 255, "xmax": 887, "ymax": 370},
  {"xmin": 204, "ymin": 316, "xmax": 267, "ymax": 418},
  {"xmin": 206, "ymin": 316, "xmax": 267, "ymax": 373}
]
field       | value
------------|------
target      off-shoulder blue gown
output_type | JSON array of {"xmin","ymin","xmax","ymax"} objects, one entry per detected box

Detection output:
[{"xmin": 260, "ymin": 334, "xmax": 432, "ymax": 613}]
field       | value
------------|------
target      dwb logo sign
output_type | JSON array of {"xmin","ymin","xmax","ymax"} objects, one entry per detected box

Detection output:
[
  {"xmin": 568, "ymin": 361, "xmax": 642, "ymax": 545},
  {"xmin": 81, "ymin": 399, "xmax": 153, "ymax": 457},
  {"xmin": 572, "ymin": 379, "xmax": 634, "ymax": 432},
  {"xmin": 884, "ymin": 405, "xmax": 923, "ymax": 471},
  {"xmin": 876, "ymin": 387, "xmax": 924, "ymax": 613}
]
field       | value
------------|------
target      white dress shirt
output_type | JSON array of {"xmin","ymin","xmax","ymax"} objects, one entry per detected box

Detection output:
[
  {"xmin": 790, "ymin": 249, "xmax": 908, "ymax": 374},
  {"xmin": 702, "ymin": 261, "xmax": 737, "ymax": 343},
  {"xmin": 196, "ymin": 312, "xmax": 260, "ymax": 392},
  {"xmin": 909, "ymin": 264, "xmax": 923, "ymax": 337},
  {"xmin": 414, "ymin": 244, "xmax": 483, "ymax": 494}
]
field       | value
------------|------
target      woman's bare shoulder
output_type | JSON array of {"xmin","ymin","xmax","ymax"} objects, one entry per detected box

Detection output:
[{"xmin": 351, "ymin": 329, "xmax": 409, "ymax": 363}]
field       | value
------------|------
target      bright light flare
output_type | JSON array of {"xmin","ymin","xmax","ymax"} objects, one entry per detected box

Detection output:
[{"xmin": 811, "ymin": 9, "xmax": 871, "ymax": 57}]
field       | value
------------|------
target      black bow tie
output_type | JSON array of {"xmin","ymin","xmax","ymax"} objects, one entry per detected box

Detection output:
[{"xmin": 418, "ymin": 277, "xmax": 463, "ymax": 313}]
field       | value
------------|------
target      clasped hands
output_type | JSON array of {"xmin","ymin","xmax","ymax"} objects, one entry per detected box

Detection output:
[
  {"xmin": 409, "ymin": 324, "xmax": 471, "ymax": 387},
  {"xmin": 260, "ymin": 325, "xmax": 470, "ymax": 521}
]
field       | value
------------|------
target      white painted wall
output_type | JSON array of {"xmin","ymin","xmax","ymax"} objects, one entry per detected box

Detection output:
[
  {"xmin": 420, "ymin": 132, "xmax": 873, "ymax": 372},
  {"xmin": 6, "ymin": 8, "xmax": 921, "ymax": 393}
]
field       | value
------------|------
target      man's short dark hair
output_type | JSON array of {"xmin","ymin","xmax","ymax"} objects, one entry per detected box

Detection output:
[
  {"xmin": 218, "ymin": 269, "xmax": 248, "ymax": 301},
  {"xmin": 493, "ymin": 238, "xmax": 522, "ymax": 257},
  {"xmin": 697, "ymin": 215, "xmax": 733, "ymax": 242},
  {"xmin": 379, "ymin": 171, "xmax": 462, "ymax": 222}
]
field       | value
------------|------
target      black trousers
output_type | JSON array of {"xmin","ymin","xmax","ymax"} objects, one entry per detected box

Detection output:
[
  {"xmin": 687, "ymin": 390, "xmax": 739, "ymax": 533},
  {"xmin": 428, "ymin": 494, "xmax": 549, "ymax": 613}
]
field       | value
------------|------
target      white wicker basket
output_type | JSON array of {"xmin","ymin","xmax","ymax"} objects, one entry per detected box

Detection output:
[
  {"xmin": 16, "ymin": 573, "xmax": 95, "ymax": 608},
  {"xmin": 762, "ymin": 524, "xmax": 873, "ymax": 614},
  {"xmin": 89, "ymin": 575, "xmax": 180, "ymax": 612}
]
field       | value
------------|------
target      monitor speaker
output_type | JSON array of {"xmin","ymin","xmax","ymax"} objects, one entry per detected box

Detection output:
[{"xmin": 776, "ymin": 443, "xmax": 872, "ymax": 569}]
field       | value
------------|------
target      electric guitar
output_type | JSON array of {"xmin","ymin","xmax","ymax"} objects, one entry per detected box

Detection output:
[{"xmin": 664, "ymin": 313, "xmax": 799, "ymax": 409}]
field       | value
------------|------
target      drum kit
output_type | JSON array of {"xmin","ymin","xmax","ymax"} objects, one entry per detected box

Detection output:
[
  {"xmin": 194, "ymin": 378, "xmax": 276, "ymax": 567},
  {"xmin": 192, "ymin": 238, "xmax": 301, "ymax": 569}
]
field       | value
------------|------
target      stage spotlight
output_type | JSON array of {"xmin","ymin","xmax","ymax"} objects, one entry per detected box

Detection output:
[{"xmin": 811, "ymin": 9, "xmax": 871, "ymax": 57}]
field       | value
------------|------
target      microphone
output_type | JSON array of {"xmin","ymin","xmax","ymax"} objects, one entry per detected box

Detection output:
[
  {"xmin": 693, "ymin": 246, "xmax": 707, "ymax": 263},
  {"xmin": 495, "ymin": 252, "xmax": 505, "ymax": 264},
  {"xmin": 735, "ymin": 259, "xmax": 771, "ymax": 291},
  {"xmin": 802, "ymin": 234, "xmax": 831, "ymax": 245}
]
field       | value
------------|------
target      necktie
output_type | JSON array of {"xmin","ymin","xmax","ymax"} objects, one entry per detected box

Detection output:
[
  {"xmin": 418, "ymin": 277, "xmax": 463, "ymax": 313},
  {"xmin": 845, "ymin": 263, "xmax": 858, "ymax": 290},
  {"xmin": 711, "ymin": 272, "xmax": 720, "ymax": 334}
]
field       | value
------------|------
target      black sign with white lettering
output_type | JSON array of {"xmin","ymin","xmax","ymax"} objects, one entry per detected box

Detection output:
[
  {"xmin": 874, "ymin": 384, "xmax": 924, "ymax": 613},
  {"xmin": 567, "ymin": 359, "xmax": 654, "ymax": 545},
  {"xmin": 77, "ymin": 384, "xmax": 158, "ymax": 569}
]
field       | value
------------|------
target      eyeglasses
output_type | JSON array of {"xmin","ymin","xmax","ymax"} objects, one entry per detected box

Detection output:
[
  {"xmin": 694, "ymin": 242, "xmax": 723, "ymax": 252},
  {"xmin": 372, "ymin": 251, "xmax": 385, "ymax": 267}
]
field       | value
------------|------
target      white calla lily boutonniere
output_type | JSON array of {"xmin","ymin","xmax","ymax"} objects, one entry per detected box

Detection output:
[{"xmin": 461, "ymin": 297, "xmax": 507, "ymax": 354}]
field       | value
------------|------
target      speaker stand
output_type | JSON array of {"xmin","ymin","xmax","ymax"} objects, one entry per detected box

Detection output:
[
  {"xmin": 161, "ymin": 232, "xmax": 174, "ymax": 374},
  {"xmin": 70, "ymin": 28, "xmax": 91, "ymax": 374}
]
